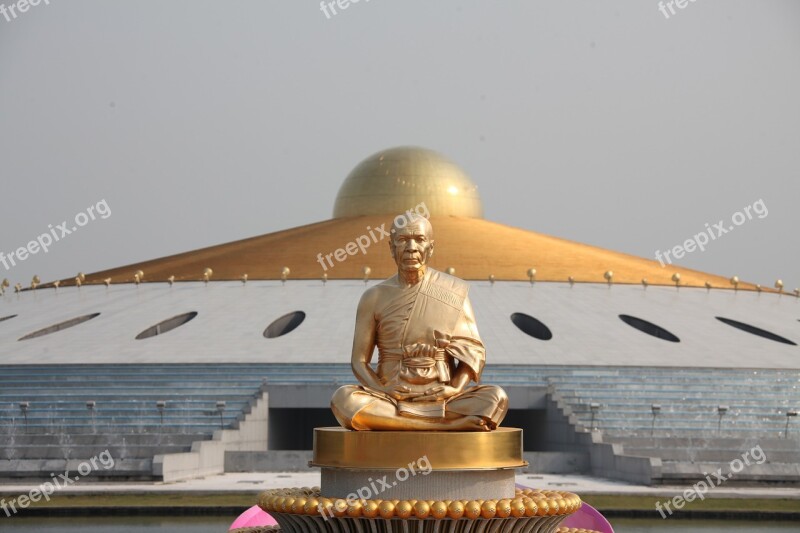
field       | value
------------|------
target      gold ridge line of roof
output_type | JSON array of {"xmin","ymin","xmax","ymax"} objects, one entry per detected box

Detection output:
[{"xmin": 58, "ymin": 216, "xmax": 762, "ymax": 291}]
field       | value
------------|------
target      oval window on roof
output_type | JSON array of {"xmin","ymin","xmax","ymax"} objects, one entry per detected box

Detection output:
[
  {"xmin": 619, "ymin": 314, "xmax": 680, "ymax": 343},
  {"xmin": 715, "ymin": 317, "xmax": 796, "ymax": 346},
  {"xmin": 135, "ymin": 312, "xmax": 198, "ymax": 340},
  {"xmin": 510, "ymin": 312, "xmax": 553, "ymax": 341},
  {"xmin": 264, "ymin": 311, "xmax": 306, "ymax": 339},
  {"xmin": 19, "ymin": 313, "xmax": 101, "ymax": 341},
  {"xmin": 0, "ymin": 314, "xmax": 17, "ymax": 323}
]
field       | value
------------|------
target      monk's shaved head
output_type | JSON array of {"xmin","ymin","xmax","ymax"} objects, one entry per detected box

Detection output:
[{"xmin": 391, "ymin": 212, "xmax": 433, "ymax": 239}]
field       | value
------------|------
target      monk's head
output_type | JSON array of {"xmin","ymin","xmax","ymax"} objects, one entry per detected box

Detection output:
[{"xmin": 389, "ymin": 213, "xmax": 434, "ymax": 274}]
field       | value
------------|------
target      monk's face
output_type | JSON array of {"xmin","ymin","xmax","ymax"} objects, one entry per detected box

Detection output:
[{"xmin": 390, "ymin": 220, "xmax": 434, "ymax": 274}]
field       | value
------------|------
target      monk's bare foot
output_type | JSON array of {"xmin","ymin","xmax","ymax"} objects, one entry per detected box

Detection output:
[{"xmin": 447, "ymin": 415, "xmax": 490, "ymax": 431}]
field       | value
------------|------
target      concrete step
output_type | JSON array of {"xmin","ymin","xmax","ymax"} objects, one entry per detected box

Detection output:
[
  {"xmin": 623, "ymin": 447, "xmax": 800, "ymax": 463},
  {"xmin": 603, "ymin": 436, "xmax": 800, "ymax": 449},
  {"xmin": 0, "ymin": 433, "xmax": 206, "ymax": 446},
  {"xmin": 0, "ymin": 458, "xmax": 155, "ymax": 480},
  {"xmin": 0, "ymin": 444, "xmax": 196, "ymax": 460}
]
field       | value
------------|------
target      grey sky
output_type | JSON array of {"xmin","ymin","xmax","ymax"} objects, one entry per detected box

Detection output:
[{"xmin": 1, "ymin": 1, "xmax": 798, "ymax": 290}]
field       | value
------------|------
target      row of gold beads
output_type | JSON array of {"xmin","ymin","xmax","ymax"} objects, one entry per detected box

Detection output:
[{"xmin": 258, "ymin": 488, "xmax": 581, "ymax": 520}]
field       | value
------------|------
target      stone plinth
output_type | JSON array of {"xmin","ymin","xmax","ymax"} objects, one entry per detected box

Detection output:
[{"xmin": 312, "ymin": 427, "xmax": 526, "ymax": 500}]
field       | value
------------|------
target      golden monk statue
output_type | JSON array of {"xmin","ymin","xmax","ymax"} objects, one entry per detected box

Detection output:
[{"xmin": 331, "ymin": 214, "xmax": 508, "ymax": 431}]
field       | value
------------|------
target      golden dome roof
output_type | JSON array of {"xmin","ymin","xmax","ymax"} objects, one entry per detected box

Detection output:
[
  {"xmin": 67, "ymin": 215, "xmax": 762, "ymax": 291},
  {"xmin": 55, "ymin": 147, "xmax": 766, "ymax": 291},
  {"xmin": 333, "ymin": 146, "xmax": 483, "ymax": 218}
]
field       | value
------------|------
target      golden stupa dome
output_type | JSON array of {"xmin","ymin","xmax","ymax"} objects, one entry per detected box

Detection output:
[{"xmin": 333, "ymin": 146, "xmax": 483, "ymax": 218}]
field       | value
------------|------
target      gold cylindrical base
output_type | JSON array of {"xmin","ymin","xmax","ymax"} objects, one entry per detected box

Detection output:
[{"xmin": 311, "ymin": 427, "xmax": 526, "ymax": 470}]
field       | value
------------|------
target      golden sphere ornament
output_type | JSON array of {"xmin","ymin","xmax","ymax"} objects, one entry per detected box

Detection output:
[
  {"xmin": 332, "ymin": 499, "xmax": 348, "ymax": 517},
  {"xmin": 346, "ymin": 501, "xmax": 363, "ymax": 518},
  {"xmin": 523, "ymin": 498, "xmax": 538, "ymax": 517},
  {"xmin": 362, "ymin": 500, "xmax": 380, "ymax": 518},
  {"xmin": 535, "ymin": 499, "xmax": 549, "ymax": 516},
  {"xmin": 480, "ymin": 500, "xmax": 497, "ymax": 519},
  {"xmin": 378, "ymin": 501, "xmax": 396, "ymax": 519},
  {"xmin": 447, "ymin": 500, "xmax": 465, "ymax": 519},
  {"xmin": 464, "ymin": 500, "xmax": 482, "ymax": 519},
  {"xmin": 273, "ymin": 497, "xmax": 285, "ymax": 512},
  {"xmin": 304, "ymin": 498, "xmax": 320, "ymax": 515},
  {"xmin": 395, "ymin": 501, "xmax": 413, "ymax": 519},
  {"xmin": 282, "ymin": 497, "xmax": 295, "ymax": 513},
  {"xmin": 495, "ymin": 499, "xmax": 512, "ymax": 518},
  {"xmin": 430, "ymin": 501, "xmax": 448, "ymax": 519},
  {"xmin": 413, "ymin": 500, "xmax": 431, "ymax": 519},
  {"xmin": 510, "ymin": 498, "xmax": 526, "ymax": 518},
  {"xmin": 291, "ymin": 497, "xmax": 307, "ymax": 513}
]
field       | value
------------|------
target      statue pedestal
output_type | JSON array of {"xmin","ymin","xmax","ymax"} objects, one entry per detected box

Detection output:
[
  {"xmin": 312, "ymin": 427, "xmax": 524, "ymax": 500},
  {"xmin": 257, "ymin": 427, "xmax": 589, "ymax": 533}
]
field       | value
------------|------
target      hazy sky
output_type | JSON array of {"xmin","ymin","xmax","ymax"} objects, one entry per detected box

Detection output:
[{"xmin": 1, "ymin": 1, "xmax": 798, "ymax": 290}]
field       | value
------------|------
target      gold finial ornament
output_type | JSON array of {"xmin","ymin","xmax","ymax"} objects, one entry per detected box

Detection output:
[
  {"xmin": 203, "ymin": 268, "xmax": 213, "ymax": 283},
  {"xmin": 705, "ymin": 281, "xmax": 712, "ymax": 290},
  {"xmin": 77, "ymin": 272, "xmax": 85, "ymax": 282},
  {"xmin": 671, "ymin": 273, "xmax": 681, "ymax": 287},
  {"xmin": 362, "ymin": 266, "xmax": 371, "ymax": 284},
  {"xmin": 134, "ymin": 270, "xmax": 144, "ymax": 284},
  {"xmin": 604, "ymin": 271, "xmax": 613, "ymax": 285},
  {"xmin": 103, "ymin": 278, "xmax": 111, "ymax": 287},
  {"xmin": 241, "ymin": 274, "xmax": 248, "ymax": 284},
  {"xmin": 167, "ymin": 275, "xmax": 175, "ymax": 286},
  {"xmin": 641, "ymin": 278, "xmax": 648, "ymax": 288},
  {"xmin": 321, "ymin": 273, "xmax": 328, "ymax": 284},
  {"xmin": 527, "ymin": 268, "xmax": 536, "ymax": 285},
  {"xmin": 489, "ymin": 274, "xmax": 496, "ymax": 285},
  {"xmin": 445, "ymin": 267, "xmax": 455, "ymax": 275},
  {"xmin": 281, "ymin": 267, "xmax": 290, "ymax": 283},
  {"xmin": 755, "ymin": 284, "xmax": 762, "ymax": 292},
  {"xmin": 31, "ymin": 275, "xmax": 40, "ymax": 289},
  {"xmin": 330, "ymin": 215, "xmax": 509, "ymax": 431},
  {"xmin": 730, "ymin": 276, "xmax": 739, "ymax": 290},
  {"xmin": 775, "ymin": 279, "xmax": 784, "ymax": 291},
  {"xmin": 568, "ymin": 276, "xmax": 575, "ymax": 287}
]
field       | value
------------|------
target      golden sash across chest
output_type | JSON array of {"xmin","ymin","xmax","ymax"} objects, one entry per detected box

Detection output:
[{"xmin": 399, "ymin": 269, "xmax": 470, "ymax": 384}]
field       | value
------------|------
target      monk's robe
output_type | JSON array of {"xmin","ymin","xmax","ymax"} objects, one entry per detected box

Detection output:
[{"xmin": 332, "ymin": 268, "xmax": 508, "ymax": 430}]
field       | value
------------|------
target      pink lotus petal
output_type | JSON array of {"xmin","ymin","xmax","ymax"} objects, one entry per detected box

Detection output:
[
  {"xmin": 230, "ymin": 505, "xmax": 278, "ymax": 530},
  {"xmin": 561, "ymin": 502, "xmax": 614, "ymax": 533},
  {"xmin": 516, "ymin": 483, "xmax": 614, "ymax": 533}
]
